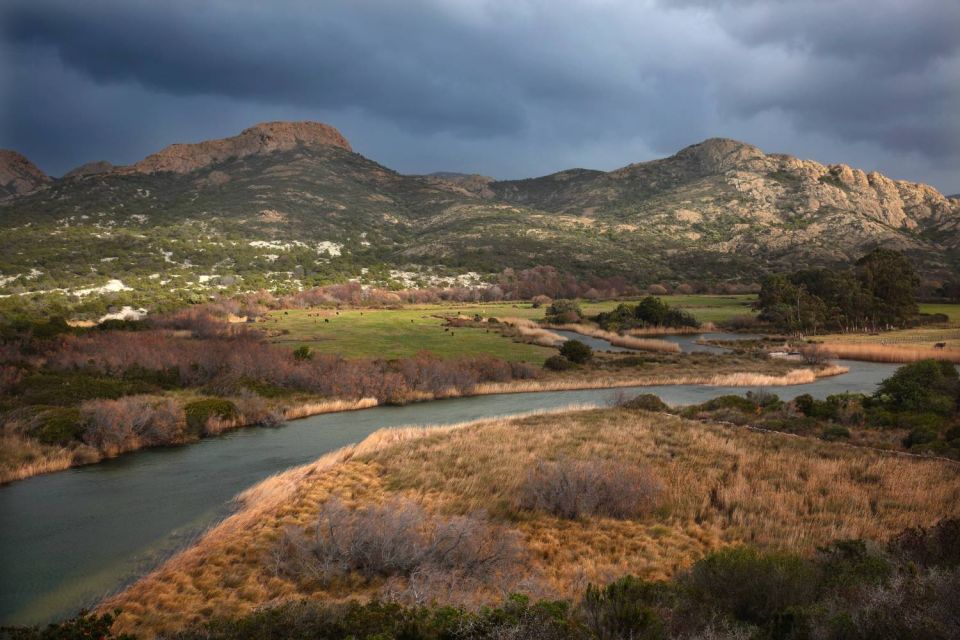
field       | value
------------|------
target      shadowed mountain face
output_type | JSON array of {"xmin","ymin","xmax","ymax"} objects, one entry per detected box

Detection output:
[
  {"xmin": 1, "ymin": 122, "xmax": 957, "ymax": 294},
  {"xmin": 0, "ymin": 150, "xmax": 50, "ymax": 199}
]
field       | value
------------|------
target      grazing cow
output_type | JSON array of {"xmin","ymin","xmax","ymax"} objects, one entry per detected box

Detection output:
[{"xmin": 934, "ymin": 342, "xmax": 946, "ymax": 349}]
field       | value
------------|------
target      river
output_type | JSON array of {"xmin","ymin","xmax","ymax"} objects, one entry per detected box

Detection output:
[{"xmin": 0, "ymin": 333, "xmax": 899, "ymax": 625}]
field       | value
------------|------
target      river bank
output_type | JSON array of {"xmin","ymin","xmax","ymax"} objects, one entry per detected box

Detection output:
[{"xmin": 0, "ymin": 357, "xmax": 902, "ymax": 626}]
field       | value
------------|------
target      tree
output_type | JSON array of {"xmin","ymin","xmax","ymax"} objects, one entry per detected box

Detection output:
[
  {"xmin": 856, "ymin": 248, "xmax": 919, "ymax": 329},
  {"xmin": 546, "ymin": 299, "xmax": 583, "ymax": 323},
  {"xmin": 559, "ymin": 339, "xmax": 592, "ymax": 364}
]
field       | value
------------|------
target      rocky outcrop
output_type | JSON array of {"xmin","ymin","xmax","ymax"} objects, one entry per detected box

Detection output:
[
  {"xmin": 0, "ymin": 150, "xmax": 50, "ymax": 197},
  {"xmin": 132, "ymin": 121, "xmax": 352, "ymax": 174},
  {"xmin": 64, "ymin": 160, "xmax": 115, "ymax": 179}
]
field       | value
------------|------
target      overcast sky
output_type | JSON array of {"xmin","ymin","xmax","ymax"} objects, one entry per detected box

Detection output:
[{"xmin": 1, "ymin": 0, "xmax": 957, "ymax": 192}]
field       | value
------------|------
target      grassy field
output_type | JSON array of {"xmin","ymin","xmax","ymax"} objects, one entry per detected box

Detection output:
[
  {"xmin": 262, "ymin": 295, "xmax": 757, "ymax": 361},
  {"xmin": 103, "ymin": 406, "xmax": 960, "ymax": 637}
]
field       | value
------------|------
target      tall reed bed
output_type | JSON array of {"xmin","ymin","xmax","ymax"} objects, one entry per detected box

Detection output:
[
  {"xmin": 547, "ymin": 323, "xmax": 682, "ymax": 353},
  {"xmin": 497, "ymin": 317, "xmax": 566, "ymax": 347},
  {"xmin": 473, "ymin": 365, "xmax": 846, "ymax": 395},
  {"xmin": 625, "ymin": 322, "xmax": 716, "ymax": 337},
  {"xmin": 813, "ymin": 343, "xmax": 960, "ymax": 363}
]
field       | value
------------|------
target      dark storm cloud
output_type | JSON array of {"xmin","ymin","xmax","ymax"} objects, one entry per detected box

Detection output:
[{"xmin": 0, "ymin": 0, "xmax": 956, "ymax": 191}]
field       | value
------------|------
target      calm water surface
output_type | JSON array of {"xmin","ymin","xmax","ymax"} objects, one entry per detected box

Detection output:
[{"xmin": 0, "ymin": 332, "xmax": 898, "ymax": 624}]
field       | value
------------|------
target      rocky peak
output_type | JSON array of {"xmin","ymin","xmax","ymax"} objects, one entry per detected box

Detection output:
[
  {"xmin": 671, "ymin": 138, "xmax": 766, "ymax": 174},
  {"xmin": 0, "ymin": 150, "xmax": 50, "ymax": 197},
  {"xmin": 132, "ymin": 121, "xmax": 352, "ymax": 174}
]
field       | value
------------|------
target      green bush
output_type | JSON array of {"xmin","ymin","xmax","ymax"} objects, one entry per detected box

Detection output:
[
  {"xmin": 821, "ymin": 425, "xmax": 851, "ymax": 441},
  {"xmin": 903, "ymin": 427, "xmax": 938, "ymax": 449},
  {"xmin": 17, "ymin": 373, "xmax": 158, "ymax": 406},
  {"xmin": 580, "ymin": 576, "xmax": 666, "ymax": 640},
  {"xmin": 184, "ymin": 399, "xmax": 240, "ymax": 435},
  {"xmin": 33, "ymin": 407, "xmax": 86, "ymax": 445},
  {"xmin": 875, "ymin": 360, "xmax": 959, "ymax": 415},
  {"xmin": 293, "ymin": 345, "xmax": 313, "ymax": 361},
  {"xmin": 545, "ymin": 300, "xmax": 583, "ymax": 324},
  {"xmin": 559, "ymin": 339, "xmax": 592, "ymax": 364},
  {"xmin": 699, "ymin": 394, "xmax": 757, "ymax": 414},
  {"xmin": 686, "ymin": 547, "xmax": 821, "ymax": 625},
  {"xmin": 544, "ymin": 355, "xmax": 575, "ymax": 371},
  {"xmin": 618, "ymin": 394, "xmax": 669, "ymax": 413},
  {"xmin": 0, "ymin": 610, "xmax": 133, "ymax": 639}
]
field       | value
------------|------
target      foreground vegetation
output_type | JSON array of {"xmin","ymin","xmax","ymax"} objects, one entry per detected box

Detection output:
[
  {"xmin": 10, "ymin": 516, "xmax": 958, "ymax": 640},
  {"xmin": 96, "ymin": 406, "xmax": 960, "ymax": 637},
  {"xmin": 668, "ymin": 359, "xmax": 960, "ymax": 460}
]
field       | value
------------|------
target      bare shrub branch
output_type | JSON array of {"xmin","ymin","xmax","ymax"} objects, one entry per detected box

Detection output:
[{"xmin": 518, "ymin": 458, "xmax": 663, "ymax": 520}]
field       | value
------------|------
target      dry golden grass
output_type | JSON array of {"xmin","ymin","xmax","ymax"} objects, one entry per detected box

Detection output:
[
  {"xmin": 282, "ymin": 397, "xmax": 379, "ymax": 420},
  {"xmin": 0, "ymin": 435, "xmax": 79, "ymax": 484},
  {"xmin": 103, "ymin": 405, "xmax": 960, "ymax": 638},
  {"xmin": 547, "ymin": 323, "xmax": 681, "ymax": 353},
  {"xmin": 497, "ymin": 317, "xmax": 566, "ymax": 346},
  {"xmin": 625, "ymin": 322, "xmax": 716, "ymax": 337},
  {"xmin": 812, "ymin": 343, "xmax": 960, "ymax": 363},
  {"xmin": 474, "ymin": 364, "xmax": 846, "ymax": 395}
]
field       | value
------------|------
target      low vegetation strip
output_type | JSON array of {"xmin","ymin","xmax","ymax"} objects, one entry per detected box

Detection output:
[{"xmin": 99, "ymin": 406, "xmax": 960, "ymax": 638}]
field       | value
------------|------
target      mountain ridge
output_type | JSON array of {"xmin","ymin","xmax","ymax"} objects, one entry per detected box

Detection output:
[{"xmin": 0, "ymin": 123, "xmax": 957, "ymax": 301}]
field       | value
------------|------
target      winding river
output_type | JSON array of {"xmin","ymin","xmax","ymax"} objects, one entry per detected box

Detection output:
[{"xmin": 0, "ymin": 333, "xmax": 899, "ymax": 625}]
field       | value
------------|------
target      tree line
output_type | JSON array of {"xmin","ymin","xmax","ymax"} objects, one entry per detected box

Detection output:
[{"xmin": 755, "ymin": 248, "xmax": 921, "ymax": 334}]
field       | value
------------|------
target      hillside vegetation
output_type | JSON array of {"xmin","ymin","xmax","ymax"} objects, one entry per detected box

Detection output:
[{"xmin": 1, "ymin": 123, "xmax": 957, "ymax": 308}]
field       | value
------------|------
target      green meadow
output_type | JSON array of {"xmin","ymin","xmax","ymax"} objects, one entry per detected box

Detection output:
[{"xmin": 263, "ymin": 295, "xmax": 757, "ymax": 360}]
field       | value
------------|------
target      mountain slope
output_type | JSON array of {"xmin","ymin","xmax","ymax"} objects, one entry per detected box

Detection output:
[
  {"xmin": 0, "ymin": 124, "xmax": 957, "ymax": 301},
  {"xmin": 0, "ymin": 150, "xmax": 51, "ymax": 199}
]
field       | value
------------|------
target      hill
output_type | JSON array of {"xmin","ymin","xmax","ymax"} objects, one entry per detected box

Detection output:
[{"xmin": 1, "ymin": 123, "xmax": 957, "ymax": 304}]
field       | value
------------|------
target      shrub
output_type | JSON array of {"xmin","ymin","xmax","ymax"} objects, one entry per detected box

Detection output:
[
  {"xmin": 545, "ymin": 300, "xmax": 582, "ymax": 324},
  {"xmin": 821, "ymin": 425, "xmax": 851, "ymax": 441},
  {"xmin": 903, "ymin": 427, "xmax": 938, "ymax": 448},
  {"xmin": 875, "ymin": 359, "xmax": 959, "ymax": 415},
  {"xmin": 31, "ymin": 407, "xmax": 86, "ymax": 445},
  {"xmin": 518, "ymin": 458, "xmax": 662, "ymax": 520},
  {"xmin": 0, "ymin": 610, "xmax": 134, "ymax": 639},
  {"xmin": 292, "ymin": 345, "xmax": 313, "ymax": 361},
  {"xmin": 277, "ymin": 498, "xmax": 520, "ymax": 591},
  {"xmin": 579, "ymin": 576, "xmax": 666, "ymax": 640},
  {"xmin": 17, "ymin": 372, "xmax": 158, "ymax": 406},
  {"xmin": 699, "ymin": 395, "xmax": 758, "ymax": 414},
  {"xmin": 544, "ymin": 355, "xmax": 575, "ymax": 371},
  {"xmin": 559, "ymin": 339, "xmax": 592, "ymax": 364},
  {"xmin": 685, "ymin": 547, "xmax": 821, "ymax": 625},
  {"xmin": 616, "ymin": 393, "xmax": 669, "ymax": 413},
  {"xmin": 531, "ymin": 294, "xmax": 552, "ymax": 308},
  {"xmin": 800, "ymin": 344, "xmax": 834, "ymax": 365},
  {"xmin": 889, "ymin": 518, "xmax": 960, "ymax": 568},
  {"xmin": 184, "ymin": 398, "xmax": 240, "ymax": 436},
  {"xmin": 81, "ymin": 396, "xmax": 186, "ymax": 454},
  {"xmin": 509, "ymin": 360, "xmax": 540, "ymax": 379}
]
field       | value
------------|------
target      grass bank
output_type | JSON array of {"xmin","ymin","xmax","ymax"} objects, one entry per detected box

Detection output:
[{"xmin": 101, "ymin": 405, "xmax": 960, "ymax": 638}]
